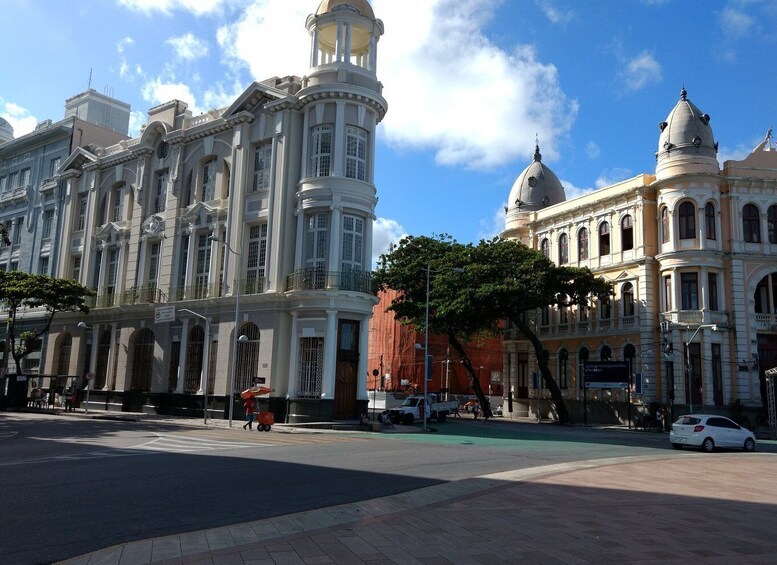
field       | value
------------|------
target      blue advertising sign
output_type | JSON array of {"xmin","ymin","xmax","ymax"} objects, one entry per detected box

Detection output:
[{"xmin": 583, "ymin": 361, "xmax": 629, "ymax": 389}]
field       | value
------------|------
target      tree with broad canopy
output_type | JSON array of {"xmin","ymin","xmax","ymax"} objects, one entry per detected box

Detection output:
[
  {"xmin": 372, "ymin": 235, "xmax": 612, "ymax": 424},
  {"xmin": 0, "ymin": 271, "xmax": 95, "ymax": 375}
]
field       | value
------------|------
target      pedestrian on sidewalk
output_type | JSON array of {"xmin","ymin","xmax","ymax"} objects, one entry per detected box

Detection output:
[
  {"xmin": 472, "ymin": 402, "xmax": 480, "ymax": 420},
  {"xmin": 243, "ymin": 396, "xmax": 255, "ymax": 430}
]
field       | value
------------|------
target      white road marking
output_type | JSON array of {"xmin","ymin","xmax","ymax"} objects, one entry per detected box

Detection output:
[{"xmin": 132, "ymin": 433, "xmax": 264, "ymax": 453}]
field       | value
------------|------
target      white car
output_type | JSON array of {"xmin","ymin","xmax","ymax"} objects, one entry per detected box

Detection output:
[{"xmin": 670, "ymin": 414, "xmax": 756, "ymax": 452}]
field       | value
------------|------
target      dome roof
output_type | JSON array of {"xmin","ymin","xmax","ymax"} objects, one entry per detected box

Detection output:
[
  {"xmin": 507, "ymin": 143, "xmax": 566, "ymax": 213},
  {"xmin": 316, "ymin": 0, "xmax": 374, "ymax": 19},
  {"xmin": 656, "ymin": 87, "xmax": 718, "ymax": 178},
  {"xmin": 0, "ymin": 117, "xmax": 13, "ymax": 143}
]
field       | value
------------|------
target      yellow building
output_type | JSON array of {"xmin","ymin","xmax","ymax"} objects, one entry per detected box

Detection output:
[{"xmin": 502, "ymin": 89, "xmax": 777, "ymax": 423}]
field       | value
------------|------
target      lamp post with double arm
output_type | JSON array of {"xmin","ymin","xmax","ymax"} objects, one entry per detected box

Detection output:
[{"xmin": 685, "ymin": 324, "xmax": 718, "ymax": 414}]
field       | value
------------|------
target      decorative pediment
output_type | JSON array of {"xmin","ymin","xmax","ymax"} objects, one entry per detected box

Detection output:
[
  {"xmin": 224, "ymin": 82, "xmax": 286, "ymax": 116},
  {"xmin": 60, "ymin": 147, "xmax": 98, "ymax": 173},
  {"xmin": 179, "ymin": 200, "xmax": 227, "ymax": 227},
  {"xmin": 142, "ymin": 215, "xmax": 165, "ymax": 237},
  {"xmin": 615, "ymin": 271, "xmax": 632, "ymax": 280},
  {"xmin": 94, "ymin": 220, "xmax": 131, "ymax": 246}
]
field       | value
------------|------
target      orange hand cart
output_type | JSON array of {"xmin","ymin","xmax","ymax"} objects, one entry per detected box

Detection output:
[{"xmin": 255, "ymin": 411, "xmax": 274, "ymax": 432}]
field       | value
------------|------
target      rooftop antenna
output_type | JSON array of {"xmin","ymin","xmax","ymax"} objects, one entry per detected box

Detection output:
[{"xmin": 88, "ymin": 68, "xmax": 92, "ymax": 90}]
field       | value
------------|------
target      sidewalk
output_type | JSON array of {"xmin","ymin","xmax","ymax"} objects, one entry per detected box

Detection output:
[{"xmin": 60, "ymin": 452, "xmax": 777, "ymax": 565}]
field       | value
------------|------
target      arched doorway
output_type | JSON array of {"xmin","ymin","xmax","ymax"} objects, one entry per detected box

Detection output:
[
  {"xmin": 130, "ymin": 329, "xmax": 154, "ymax": 392},
  {"xmin": 184, "ymin": 325, "xmax": 204, "ymax": 393},
  {"xmin": 755, "ymin": 272, "xmax": 777, "ymax": 404},
  {"xmin": 95, "ymin": 330, "xmax": 111, "ymax": 390},
  {"xmin": 235, "ymin": 323, "xmax": 260, "ymax": 392}
]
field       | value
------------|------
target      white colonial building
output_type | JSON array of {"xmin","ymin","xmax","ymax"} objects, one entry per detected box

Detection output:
[
  {"xmin": 503, "ymin": 89, "xmax": 777, "ymax": 424},
  {"xmin": 43, "ymin": 0, "xmax": 387, "ymax": 421}
]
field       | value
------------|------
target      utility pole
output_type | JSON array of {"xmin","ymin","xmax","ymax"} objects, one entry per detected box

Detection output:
[{"xmin": 444, "ymin": 345, "xmax": 451, "ymax": 401}]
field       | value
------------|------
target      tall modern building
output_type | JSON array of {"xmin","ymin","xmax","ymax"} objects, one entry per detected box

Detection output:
[
  {"xmin": 44, "ymin": 0, "xmax": 387, "ymax": 421},
  {"xmin": 0, "ymin": 92, "xmax": 130, "ymax": 375},
  {"xmin": 502, "ymin": 89, "xmax": 777, "ymax": 422}
]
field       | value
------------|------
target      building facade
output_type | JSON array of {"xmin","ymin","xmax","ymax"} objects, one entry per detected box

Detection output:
[
  {"xmin": 0, "ymin": 92, "xmax": 130, "ymax": 376},
  {"xmin": 502, "ymin": 89, "xmax": 777, "ymax": 422},
  {"xmin": 42, "ymin": 0, "xmax": 387, "ymax": 421}
]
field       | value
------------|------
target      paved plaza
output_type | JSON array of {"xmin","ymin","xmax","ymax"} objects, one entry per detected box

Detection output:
[{"xmin": 60, "ymin": 450, "xmax": 777, "ymax": 565}]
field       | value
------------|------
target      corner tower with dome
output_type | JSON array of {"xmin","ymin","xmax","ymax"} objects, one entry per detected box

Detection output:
[
  {"xmin": 500, "ymin": 88, "xmax": 777, "ymax": 427},
  {"xmin": 36, "ymin": 0, "xmax": 387, "ymax": 422}
]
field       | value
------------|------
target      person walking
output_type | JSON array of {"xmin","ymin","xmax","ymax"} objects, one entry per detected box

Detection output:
[
  {"xmin": 243, "ymin": 395, "xmax": 256, "ymax": 430},
  {"xmin": 472, "ymin": 402, "xmax": 480, "ymax": 420}
]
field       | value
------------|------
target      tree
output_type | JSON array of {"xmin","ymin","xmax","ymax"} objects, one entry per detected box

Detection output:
[
  {"xmin": 373, "ymin": 235, "xmax": 612, "ymax": 424},
  {"xmin": 0, "ymin": 272, "xmax": 95, "ymax": 375}
]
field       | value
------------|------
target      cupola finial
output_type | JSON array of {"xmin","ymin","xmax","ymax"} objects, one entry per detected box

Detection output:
[
  {"xmin": 534, "ymin": 134, "xmax": 541, "ymax": 162},
  {"xmin": 680, "ymin": 85, "xmax": 687, "ymax": 101}
]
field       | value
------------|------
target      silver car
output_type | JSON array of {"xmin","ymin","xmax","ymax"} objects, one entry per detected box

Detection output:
[{"xmin": 670, "ymin": 414, "xmax": 756, "ymax": 452}]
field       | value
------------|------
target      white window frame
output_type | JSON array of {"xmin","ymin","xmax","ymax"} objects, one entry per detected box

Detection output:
[
  {"xmin": 246, "ymin": 223, "xmax": 268, "ymax": 292},
  {"xmin": 153, "ymin": 172, "xmax": 167, "ymax": 214},
  {"xmin": 252, "ymin": 143, "xmax": 272, "ymax": 191},
  {"xmin": 41, "ymin": 209, "xmax": 54, "ymax": 240},
  {"xmin": 309, "ymin": 125, "xmax": 333, "ymax": 178},
  {"xmin": 201, "ymin": 160, "xmax": 216, "ymax": 202},
  {"xmin": 341, "ymin": 214, "xmax": 363, "ymax": 272},
  {"xmin": 77, "ymin": 194, "xmax": 87, "ymax": 231},
  {"xmin": 345, "ymin": 126, "xmax": 367, "ymax": 181},
  {"xmin": 305, "ymin": 213, "xmax": 329, "ymax": 271}
]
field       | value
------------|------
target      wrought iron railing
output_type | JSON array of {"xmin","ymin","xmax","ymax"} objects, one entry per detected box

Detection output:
[
  {"xmin": 121, "ymin": 286, "xmax": 168, "ymax": 305},
  {"xmin": 285, "ymin": 269, "xmax": 373, "ymax": 293},
  {"xmin": 168, "ymin": 282, "xmax": 223, "ymax": 301}
]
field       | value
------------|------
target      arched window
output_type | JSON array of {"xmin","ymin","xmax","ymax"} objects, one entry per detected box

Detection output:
[
  {"xmin": 621, "ymin": 215, "xmax": 633, "ymax": 251},
  {"xmin": 705, "ymin": 202, "xmax": 716, "ymax": 240},
  {"xmin": 768, "ymin": 205, "xmax": 777, "ymax": 244},
  {"xmin": 600, "ymin": 345, "xmax": 612, "ymax": 361},
  {"xmin": 660, "ymin": 206, "xmax": 669, "ymax": 244},
  {"xmin": 624, "ymin": 344, "xmax": 636, "ymax": 376},
  {"xmin": 578, "ymin": 347, "xmax": 589, "ymax": 390},
  {"xmin": 743, "ymin": 204, "xmax": 761, "ymax": 243},
  {"xmin": 95, "ymin": 329, "xmax": 111, "ymax": 390},
  {"xmin": 621, "ymin": 282, "xmax": 635, "ymax": 317},
  {"xmin": 56, "ymin": 333, "xmax": 72, "ymax": 376},
  {"xmin": 130, "ymin": 329, "xmax": 155, "ymax": 392},
  {"xmin": 558, "ymin": 233, "xmax": 568, "ymax": 264},
  {"xmin": 678, "ymin": 201, "xmax": 696, "ymax": 239},
  {"xmin": 235, "ymin": 323, "xmax": 261, "ymax": 392},
  {"xmin": 578, "ymin": 228, "xmax": 588, "ymax": 260},
  {"xmin": 599, "ymin": 222, "xmax": 610, "ymax": 255},
  {"xmin": 184, "ymin": 325, "xmax": 205, "ymax": 394},
  {"xmin": 767, "ymin": 205, "xmax": 777, "ymax": 244},
  {"xmin": 558, "ymin": 349, "xmax": 569, "ymax": 389},
  {"xmin": 540, "ymin": 238, "xmax": 550, "ymax": 258}
]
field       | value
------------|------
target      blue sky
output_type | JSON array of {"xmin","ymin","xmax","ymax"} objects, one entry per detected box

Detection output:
[{"xmin": 2, "ymin": 0, "xmax": 776, "ymax": 264}]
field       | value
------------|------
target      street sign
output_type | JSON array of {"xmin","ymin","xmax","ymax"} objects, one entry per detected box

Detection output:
[
  {"xmin": 86, "ymin": 371, "xmax": 95, "ymax": 381},
  {"xmin": 154, "ymin": 305, "xmax": 175, "ymax": 323},
  {"xmin": 584, "ymin": 361, "xmax": 629, "ymax": 389}
]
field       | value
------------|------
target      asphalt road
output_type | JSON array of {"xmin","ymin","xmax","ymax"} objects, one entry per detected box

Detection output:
[{"xmin": 1, "ymin": 412, "xmax": 770, "ymax": 564}]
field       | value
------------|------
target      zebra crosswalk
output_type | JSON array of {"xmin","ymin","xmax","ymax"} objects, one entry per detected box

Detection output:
[{"xmin": 132, "ymin": 433, "xmax": 267, "ymax": 453}]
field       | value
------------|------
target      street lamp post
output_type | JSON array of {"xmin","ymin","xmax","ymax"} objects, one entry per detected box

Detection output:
[
  {"xmin": 685, "ymin": 324, "xmax": 717, "ymax": 414},
  {"xmin": 209, "ymin": 235, "xmax": 242, "ymax": 428},
  {"xmin": 179, "ymin": 309, "xmax": 211, "ymax": 424},
  {"xmin": 415, "ymin": 264, "xmax": 463, "ymax": 432}
]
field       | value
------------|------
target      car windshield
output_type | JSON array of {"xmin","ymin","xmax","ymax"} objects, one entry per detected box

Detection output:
[
  {"xmin": 401, "ymin": 398, "xmax": 420, "ymax": 407},
  {"xmin": 676, "ymin": 416, "xmax": 701, "ymax": 425}
]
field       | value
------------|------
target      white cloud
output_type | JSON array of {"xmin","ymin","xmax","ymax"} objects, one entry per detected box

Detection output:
[
  {"xmin": 479, "ymin": 205, "xmax": 509, "ymax": 241},
  {"xmin": 595, "ymin": 167, "xmax": 633, "ymax": 188},
  {"xmin": 216, "ymin": 0, "xmax": 577, "ymax": 171},
  {"xmin": 718, "ymin": 134, "xmax": 766, "ymax": 164},
  {"xmin": 372, "ymin": 217, "xmax": 408, "ymax": 268},
  {"xmin": 166, "ymin": 33, "xmax": 209, "ymax": 61},
  {"xmin": 117, "ymin": 0, "xmax": 230, "ymax": 16},
  {"xmin": 128, "ymin": 110, "xmax": 147, "ymax": 137},
  {"xmin": 117, "ymin": 37, "xmax": 135, "ymax": 79},
  {"xmin": 560, "ymin": 179, "xmax": 595, "ymax": 200},
  {"xmin": 620, "ymin": 51, "xmax": 661, "ymax": 92},
  {"xmin": 536, "ymin": 0, "xmax": 574, "ymax": 24},
  {"xmin": 117, "ymin": 36, "xmax": 134, "ymax": 54},
  {"xmin": 0, "ymin": 100, "xmax": 38, "ymax": 137},
  {"xmin": 375, "ymin": 0, "xmax": 577, "ymax": 170},
  {"xmin": 719, "ymin": 7, "xmax": 755, "ymax": 41},
  {"xmin": 586, "ymin": 141, "xmax": 600, "ymax": 159},
  {"xmin": 141, "ymin": 78, "xmax": 198, "ymax": 111}
]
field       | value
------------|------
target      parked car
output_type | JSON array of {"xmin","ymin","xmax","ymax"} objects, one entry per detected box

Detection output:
[{"xmin": 670, "ymin": 414, "xmax": 756, "ymax": 452}]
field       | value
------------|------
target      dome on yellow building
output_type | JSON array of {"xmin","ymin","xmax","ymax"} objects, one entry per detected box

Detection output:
[
  {"xmin": 656, "ymin": 87, "xmax": 719, "ymax": 179},
  {"xmin": 507, "ymin": 143, "xmax": 566, "ymax": 213},
  {"xmin": 316, "ymin": 0, "xmax": 375, "ymax": 19}
]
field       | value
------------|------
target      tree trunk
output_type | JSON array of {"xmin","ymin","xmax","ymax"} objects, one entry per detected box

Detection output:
[
  {"xmin": 447, "ymin": 334, "xmax": 492, "ymax": 418},
  {"xmin": 512, "ymin": 317, "xmax": 571, "ymax": 424}
]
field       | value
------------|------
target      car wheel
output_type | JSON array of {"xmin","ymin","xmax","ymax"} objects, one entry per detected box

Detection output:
[
  {"xmin": 702, "ymin": 437, "xmax": 715, "ymax": 452},
  {"xmin": 743, "ymin": 437, "xmax": 756, "ymax": 452},
  {"xmin": 671, "ymin": 443, "xmax": 683, "ymax": 450}
]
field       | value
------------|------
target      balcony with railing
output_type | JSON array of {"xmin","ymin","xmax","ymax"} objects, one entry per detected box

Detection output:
[
  {"xmin": 286, "ymin": 269, "xmax": 373, "ymax": 293},
  {"xmin": 121, "ymin": 285, "xmax": 168, "ymax": 305},
  {"xmin": 169, "ymin": 282, "xmax": 223, "ymax": 302},
  {"xmin": 662, "ymin": 310, "xmax": 729, "ymax": 326},
  {"xmin": 755, "ymin": 313, "xmax": 777, "ymax": 331}
]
